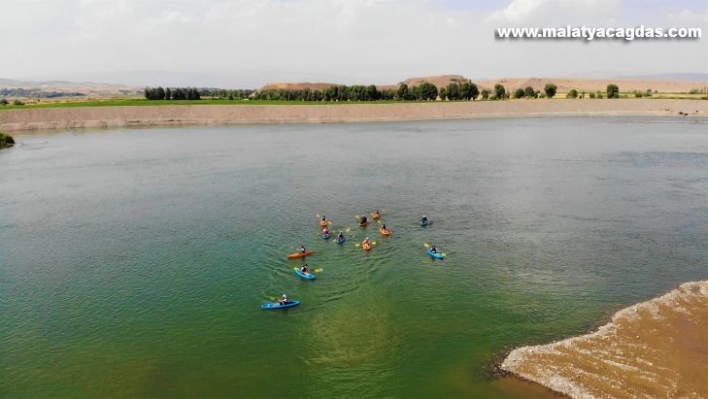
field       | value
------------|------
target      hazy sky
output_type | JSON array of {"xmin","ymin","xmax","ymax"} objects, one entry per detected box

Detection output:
[{"xmin": 1, "ymin": 0, "xmax": 706, "ymax": 87}]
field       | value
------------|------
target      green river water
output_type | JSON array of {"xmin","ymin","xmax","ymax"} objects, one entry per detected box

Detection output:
[{"xmin": 1, "ymin": 118, "xmax": 707, "ymax": 398}]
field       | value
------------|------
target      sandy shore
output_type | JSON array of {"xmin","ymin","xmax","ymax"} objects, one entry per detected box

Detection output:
[
  {"xmin": 1, "ymin": 99, "xmax": 707, "ymax": 131},
  {"xmin": 501, "ymin": 281, "xmax": 708, "ymax": 399}
]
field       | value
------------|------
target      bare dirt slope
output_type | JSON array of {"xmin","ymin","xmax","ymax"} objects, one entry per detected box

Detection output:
[{"xmin": 2, "ymin": 99, "xmax": 707, "ymax": 132}]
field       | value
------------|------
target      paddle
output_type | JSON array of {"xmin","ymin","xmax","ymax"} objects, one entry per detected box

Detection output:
[
  {"xmin": 423, "ymin": 243, "xmax": 446, "ymax": 257},
  {"xmin": 293, "ymin": 267, "xmax": 323, "ymax": 273}
]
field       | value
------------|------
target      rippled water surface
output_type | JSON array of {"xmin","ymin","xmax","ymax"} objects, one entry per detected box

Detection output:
[{"xmin": 1, "ymin": 118, "xmax": 707, "ymax": 398}]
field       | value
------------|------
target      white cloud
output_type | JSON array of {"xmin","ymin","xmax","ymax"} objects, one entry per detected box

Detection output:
[
  {"xmin": 669, "ymin": 8, "xmax": 708, "ymax": 23},
  {"xmin": 0, "ymin": 0, "xmax": 705, "ymax": 86},
  {"xmin": 486, "ymin": 0, "xmax": 620, "ymax": 23}
]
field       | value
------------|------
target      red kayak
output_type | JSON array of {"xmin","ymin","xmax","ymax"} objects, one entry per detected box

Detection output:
[{"xmin": 287, "ymin": 251, "xmax": 314, "ymax": 259}]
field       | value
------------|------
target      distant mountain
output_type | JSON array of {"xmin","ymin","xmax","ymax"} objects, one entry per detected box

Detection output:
[{"xmin": 614, "ymin": 73, "xmax": 708, "ymax": 82}]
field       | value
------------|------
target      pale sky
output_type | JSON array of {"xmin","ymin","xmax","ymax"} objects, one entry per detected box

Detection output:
[{"xmin": 1, "ymin": 0, "xmax": 706, "ymax": 87}]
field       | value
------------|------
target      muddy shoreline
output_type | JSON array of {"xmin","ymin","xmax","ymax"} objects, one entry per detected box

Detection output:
[{"xmin": 501, "ymin": 281, "xmax": 708, "ymax": 399}]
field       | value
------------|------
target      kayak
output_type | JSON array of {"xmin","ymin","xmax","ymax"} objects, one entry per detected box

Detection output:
[
  {"xmin": 336, "ymin": 235, "xmax": 346, "ymax": 244},
  {"xmin": 372, "ymin": 213, "xmax": 381, "ymax": 220},
  {"xmin": 420, "ymin": 220, "xmax": 428, "ymax": 227},
  {"xmin": 261, "ymin": 300, "xmax": 301, "ymax": 310},
  {"xmin": 379, "ymin": 228, "xmax": 390, "ymax": 236},
  {"xmin": 362, "ymin": 241, "xmax": 372, "ymax": 251},
  {"xmin": 295, "ymin": 269, "xmax": 316, "ymax": 280},
  {"xmin": 359, "ymin": 221, "xmax": 369, "ymax": 227},
  {"xmin": 287, "ymin": 251, "xmax": 314, "ymax": 259},
  {"xmin": 322, "ymin": 233, "xmax": 331, "ymax": 240},
  {"xmin": 427, "ymin": 248, "xmax": 445, "ymax": 259},
  {"xmin": 319, "ymin": 220, "xmax": 328, "ymax": 227}
]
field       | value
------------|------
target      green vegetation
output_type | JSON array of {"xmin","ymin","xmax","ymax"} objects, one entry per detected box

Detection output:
[
  {"xmin": 544, "ymin": 83, "xmax": 557, "ymax": 98},
  {"xmin": 607, "ymin": 84, "xmax": 620, "ymax": 99},
  {"xmin": 589, "ymin": 92, "xmax": 596, "ymax": 99},
  {"xmin": 253, "ymin": 82, "xmax": 442, "ymax": 102},
  {"xmin": 524, "ymin": 86, "xmax": 536, "ymax": 98},
  {"xmin": 513, "ymin": 88, "xmax": 525, "ymax": 99},
  {"xmin": 481, "ymin": 89, "xmax": 490, "ymax": 100},
  {"xmin": 494, "ymin": 84, "xmax": 506, "ymax": 100},
  {"xmin": 0, "ymin": 98, "xmax": 8, "ymax": 106},
  {"xmin": 440, "ymin": 80, "xmax": 479, "ymax": 101},
  {"xmin": 0, "ymin": 133, "xmax": 15, "ymax": 149},
  {"xmin": 566, "ymin": 89, "xmax": 578, "ymax": 99}
]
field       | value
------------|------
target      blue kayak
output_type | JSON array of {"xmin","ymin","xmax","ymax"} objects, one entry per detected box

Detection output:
[
  {"xmin": 336, "ymin": 235, "xmax": 345, "ymax": 244},
  {"xmin": 261, "ymin": 300, "xmax": 300, "ymax": 310},
  {"xmin": 322, "ymin": 233, "xmax": 331, "ymax": 240},
  {"xmin": 427, "ymin": 248, "xmax": 445, "ymax": 259},
  {"xmin": 295, "ymin": 269, "xmax": 316, "ymax": 280}
]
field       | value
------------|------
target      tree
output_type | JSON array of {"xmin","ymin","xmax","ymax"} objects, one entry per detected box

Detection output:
[
  {"xmin": 438, "ymin": 87, "xmax": 447, "ymax": 101},
  {"xmin": 494, "ymin": 83, "xmax": 506, "ymax": 100},
  {"xmin": 460, "ymin": 80, "xmax": 479, "ymax": 100},
  {"xmin": 468, "ymin": 81, "xmax": 479, "ymax": 100},
  {"xmin": 544, "ymin": 83, "xmax": 557, "ymax": 98},
  {"xmin": 607, "ymin": 84, "xmax": 619, "ymax": 99},
  {"xmin": 514, "ymin": 88, "xmax": 525, "ymax": 99},
  {"xmin": 481, "ymin": 89, "xmax": 490, "ymax": 100},
  {"xmin": 397, "ymin": 83, "xmax": 409, "ymax": 101},
  {"xmin": 524, "ymin": 86, "xmax": 535, "ymax": 98},
  {"xmin": 446, "ymin": 83, "xmax": 460, "ymax": 100},
  {"xmin": 589, "ymin": 92, "xmax": 596, "ymax": 99},
  {"xmin": 165, "ymin": 88, "xmax": 172, "ymax": 100},
  {"xmin": 566, "ymin": 89, "xmax": 578, "ymax": 99},
  {"xmin": 0, "ymin": 98, "xmax": 8, "ymax": 106}
]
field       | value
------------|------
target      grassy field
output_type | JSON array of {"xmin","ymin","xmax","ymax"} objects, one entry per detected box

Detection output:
[
  {"xmin": 0, "ymin": 95, "xmax": 705, "ymax": 111},
  {"xmin": 0, "ymin": 98, "xmax": 439, "ymax": 110}
]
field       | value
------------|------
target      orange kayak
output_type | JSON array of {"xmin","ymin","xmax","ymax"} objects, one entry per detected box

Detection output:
[
  {"xmin": 372, "ymin": 213, "xmax": 381, "ymax": 220},
  {"xmin": 319, "ymin": 220, "xmax": 328, "ymax": 227},
  {"xmin": 379, "ymin": 228, "xmax": 390, "ymax": 236},
  {"xmin": 287, "ymin": 251, "xmax": 314, "ymax": 259},
  {"xmin": 362, "ymin": 243, "xmax": 371, "ymax": 251}
]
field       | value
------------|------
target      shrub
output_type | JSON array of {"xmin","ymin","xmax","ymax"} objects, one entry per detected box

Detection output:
[
  {"xmin": 538, "ymin": 93, "xmax": 547, "ymax": 99},
  {"xmin": 544, "ymin": 83, "xmax": 557, "ymax": 98},
  {"xmin": 589, "ymin": 92, "xmax": 596, "ymax": 99},
  {"xmin": 566, "ymin": 89, "xmax": 578, "ymax": 99},
  {"xmin": 607, "ymin": 84, "xmax": 620, "ymax": 99},
  {"xmin": 12, "ymin": 99, "xmax": 24, "ymax": 106},
  {"xmin": 0, "ymin": 132, "xmax": 16, "ymax": 148}
]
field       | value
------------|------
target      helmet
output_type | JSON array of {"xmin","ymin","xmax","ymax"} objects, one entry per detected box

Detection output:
[{"xmin": 282, "ymin": 294, "xmax": 287, "ymax": 297}]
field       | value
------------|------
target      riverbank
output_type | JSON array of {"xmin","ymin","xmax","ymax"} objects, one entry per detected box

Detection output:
[
  {"xmin": 1, "ymin": 99, "xmax": 707, "ymax": 131},
  {"xmin": 501, "ymin": 280, "xmax": 708, "ymax": 399}
]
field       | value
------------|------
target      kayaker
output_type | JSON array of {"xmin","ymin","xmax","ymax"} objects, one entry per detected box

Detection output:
[
  {"xmin": 300, "ymin": 245, "xmax": 307, "ymax": 254},
  {"xmin": 360, "ymin": 215, "xmax": 368, "ymax": 225},
  {"xmin": 374, "ymin": 210, "xmax": 380, "ymax": 218},
  {"xmin": 321, "ymin": 215, "xmax": 326, "ymax": 221},
  {"xmin": 430, "ymin": 245, "xmax": 438, "ymax": 254},
  {"xmin": 301, "ymin": 264, "xmax": 310, "ymax": 274},
  {"xmin": 364, "ymin": 237, "xmax": 372, "ymax": 246},
  {"xmin": 421, "ymin": 215, "xmax": 428, "ymax": 224},
  {"xmin": 337, "ymin": 231, "xmax": 344, "ymax": 240},
  {"xmin": 382, "ymin": 224, "xmax": 387, "ymax": 230},
  {"xmin": 278, "ymin": 294, "xmax": 290, "ymax": 305},
  {"xmin": 323, "ymin": 227, "xmax": 330, "ymax": 235}
]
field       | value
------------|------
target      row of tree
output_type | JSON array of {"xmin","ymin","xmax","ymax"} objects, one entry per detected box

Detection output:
[
  {"xmin": 144, "ymin": 87, "xmax": 202, "ymax": 100},
  {"xmin": 142, "ymin": 82, "xmax": 625, "ymax": 102}
]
